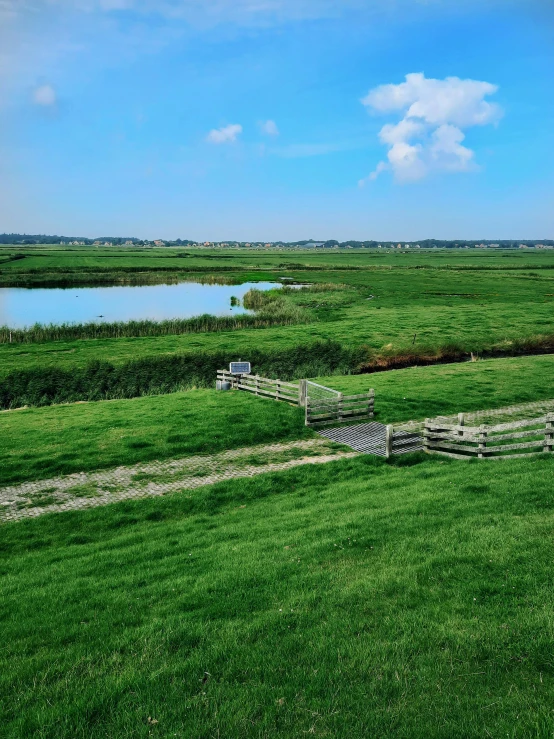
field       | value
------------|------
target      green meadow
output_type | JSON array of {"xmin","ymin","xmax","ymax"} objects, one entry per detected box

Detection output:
[
  {"xmin": 2, "ymin": 453, "xmax": 554, "ymax": 738},
  {"xmin": 2, "ymin": 247, "xmax": 554, "ymax": 737}
]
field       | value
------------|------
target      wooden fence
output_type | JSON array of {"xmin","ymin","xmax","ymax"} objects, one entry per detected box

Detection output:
[
  {"xmin": 216, "ymin": 370, "xmax": 300, "ymax": 406},
  {"xmin": 305, "ymin": 391, "xmax": 374, "ymax": 427},
  {"xmin": 423, "ymin": 412, "xmax": 554, "ymax": 460},
  {"xmin": 384, "ymin": 426, "xmax": 424, "ymax": 457}
]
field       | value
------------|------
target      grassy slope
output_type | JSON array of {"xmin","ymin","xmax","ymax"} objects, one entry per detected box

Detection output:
[
  {"xmin": 1, "ymin": 454, "xmax": 554, "ymax": 737},
  {"xmin": 1, "ymin": 354, "xmax": 552, "ymax": 487},
  {"xmin": 319, "ymin": 354, "xmax": 554, "ymax": 423},
  {"xmin": 0, "ymin": 391, "xmax": 311, "ymax": 487}
]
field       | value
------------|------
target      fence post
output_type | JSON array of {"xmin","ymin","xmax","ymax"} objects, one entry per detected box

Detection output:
[
  {"xmin": 276, "ymin": 380, "xmax": 280, "ymax": 402},
  {"xmin": 458, "ymin": 412, "xmax": 465, "ymax": 439},
  {"xmin": 337, "ymin": 392, "xmax": 344, "ymax": 424},
  {"xmin": 305, "ymin": 400, "xmax": 309, "ymax": 427},
  {"xmin": 385, "ymin": 425, "xmax": 393, "ymax": 459},
  {"xmin": 255, "ymin": 375, "xmax": 260, "ymax": 396},
  {"xmin": 369, "ymin": 389, "xmax": 375, "ymax": 418},
  {"xmin": 478, "ymin": 425, "xmax": 487, "ymax": 458},
  {"xmin": 545, "ymin": 413, "xmax": 554, "ymax": 453},
  {"xmin": 423, "ymin": 419, "xmax": 430, "ymax": 453},
  {"xmin": 298, "ymin": 379, "xmax": 307, "ymax": 408}
]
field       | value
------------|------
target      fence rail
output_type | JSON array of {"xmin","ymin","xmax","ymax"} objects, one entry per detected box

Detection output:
[
  {"xmin": 423, "ymin": 412, "xmax": 554, "ymax": 460},
  {"xmin": 305, "ymin": 390, "xmax": 374, "ymax": 427},
  {"xmin": 217, "ymin": 371, "xmax": 300, "ymax": 405}
]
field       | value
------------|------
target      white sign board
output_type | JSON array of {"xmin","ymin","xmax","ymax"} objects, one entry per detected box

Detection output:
[{"xmin": 229, "ymin": 361, "xmax": 251, "ymax": 375}]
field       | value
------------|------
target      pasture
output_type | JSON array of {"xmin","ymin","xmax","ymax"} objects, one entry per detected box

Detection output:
[{"xmin": 2, "ymin": 246, "xmax": 554, "ymax": 737}]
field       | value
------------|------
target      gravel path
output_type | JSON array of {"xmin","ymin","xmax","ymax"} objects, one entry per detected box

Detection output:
[{"xmin": 0, "ymin": 439, "xmax": 358, "ymax": 524}]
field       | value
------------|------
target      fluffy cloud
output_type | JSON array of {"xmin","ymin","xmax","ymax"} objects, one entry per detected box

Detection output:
[
  {"xmin": 361, "ymin": 72, "xmax": 502, "ymax": 183},
  {"xmin": 32, "ymin": 83, "xmax": 56, "ymax": 105},
  {"xmin": 260, "ymin": 119, "xmax": 279, "ymax": 136},
  {"xmin": 206, "ymin": 123, "xmax": 242, "ymax": 144}
]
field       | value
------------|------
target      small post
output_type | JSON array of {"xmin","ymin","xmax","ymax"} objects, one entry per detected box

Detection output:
[
  {"xmin": 255, "ymin": 376, "xmax": 260, "ymax": 396},
  {"xmin": 369, "ymin": 388, "xmax": 375, "ymax": 418},
  {"xmin": 276, "ymin": 379, "xmax": 280, "ymax": 401},
  {"xmin": 385, "ymin": 425, "xmax": 393, "ymax": 459},
  {"xmin": 423, "ymin": 419, "xmax": 430, "ymax": 454},
  {"xmin": 337, "ymin": 392, "xmax": 344, "ymax": 424},
  {"xmin": 305, "ymin": 399, "xmax": 310, "ymax": 427},
  {"xmin": 478, "ymin": 425, "xmax": 487, "ymax": 458},
  {"xmin": 298, "ymin": 379, "xmax": 307, "ymax": 408},
  {"xmin": 458, "ymin": 412, "xmax": 465, "ymax": 439},
  {"xmin": 544, "ymin": 413, "xmax": 554, "ymax": 453}
]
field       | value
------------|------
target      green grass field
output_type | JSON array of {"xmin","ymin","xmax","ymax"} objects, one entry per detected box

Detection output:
[
  {"xmin": 2, "ymin": 355, "xmax": 552, "ymax": 486},
  {"xmin": 2, "ymin": 247, "xmax": 554, "ymax": 737},
  {"xmin": 2, "ymin": 453, "xmax": 554, "ymax": 737},
  {"xmin": 2, "ymin": 248, "xmax": 553, "ymax": 382}
]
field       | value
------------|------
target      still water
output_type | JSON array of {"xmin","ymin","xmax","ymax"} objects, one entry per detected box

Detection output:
[{"xmin": 0, "ymin": 282, "xmax": 282, "ymax": 328}]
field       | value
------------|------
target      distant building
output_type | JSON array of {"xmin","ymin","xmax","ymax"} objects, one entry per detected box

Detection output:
[
  {"xmin": 104, "ymin": 242, "xmax": 112, "ymax": 246},
  {"xmin": 154, "ymin": 240, "xmax": 165, "ymax": 246},
  {"xmin": 125, "ymin": 240, "xmax": 133, "ymax": 245}
]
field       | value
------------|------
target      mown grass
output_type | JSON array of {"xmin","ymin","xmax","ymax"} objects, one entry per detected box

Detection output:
[
  {"xmin": 0, "ymin": 390, "xmax": 312, "ymax": 487},
  {"xmin": 317, "ymin": 354, "xmax": 554, "ymax": 424},
  {"xmin": 1, "ymin": 354, "xmax": 552, "ymax": 487},
  {"xmin": 1, "ymin": 454, "xmax": 554, "ymax": 737}
]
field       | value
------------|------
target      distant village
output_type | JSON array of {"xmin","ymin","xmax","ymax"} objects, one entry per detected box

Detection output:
[{"xmin": 1, "ymin": 234, "xmax": 553, "ymax": 250}]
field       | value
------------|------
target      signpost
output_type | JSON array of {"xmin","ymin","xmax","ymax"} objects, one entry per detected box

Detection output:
[{"xmin": 229, "ymin": 361, "xmax": 251, "ymax": 375}]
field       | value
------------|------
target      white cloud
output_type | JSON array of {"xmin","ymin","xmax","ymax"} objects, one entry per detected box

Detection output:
[
  {"xmin": 260, "ymin": 119, "xmax": 279, "ymax": 136},
  {"xmin": 361, "ymin": 72, "xmax": 502, "ymax": 183},
  {"xmin": 358, "ymin": 161, "xmax": 388, "ymax": 187},
  {"xmin": 206, "ymin": 123, "xmax": 242, "ymax": 144},
  {"xmin": 32, "ymin": 83, "xmax": 56, "ymax": 105}
]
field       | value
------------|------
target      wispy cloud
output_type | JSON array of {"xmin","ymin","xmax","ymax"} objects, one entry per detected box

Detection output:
[
  {"xmin": 271, "ymin": 138, "xmax": 371, "ymax": 159},
  {"xmin": 260, "ymin": 119, "xmax": 279, "ymax": 136},
  {"xmin": 206, "ymin": 123, "xmax": 242, "ymax": 144},
  {"xmin": 361, "ymin": 72, "xmax": 502, "ymax": 183},
  {"xmin": 32, "ymin": 83, "xmax": 56, "ymax": 106}
]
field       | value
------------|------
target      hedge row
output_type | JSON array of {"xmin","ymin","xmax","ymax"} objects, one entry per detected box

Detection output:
[{"xmin": 0, "ymin": 341, "xmax": 369, "ymax": 409}]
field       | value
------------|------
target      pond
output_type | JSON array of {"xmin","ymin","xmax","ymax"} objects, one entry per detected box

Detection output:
[{"xmin": 0, "ymin": 282, "xmax": 284, "ymax": 328}]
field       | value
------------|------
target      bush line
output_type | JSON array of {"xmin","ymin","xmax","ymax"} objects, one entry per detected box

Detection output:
[
  {"xmin": 0, "ymin": 341, "xmax": 366, "ymax": 409},
  {"xmin": 2, "ymin": 334, "xmax": 553, "ymax": 410}
]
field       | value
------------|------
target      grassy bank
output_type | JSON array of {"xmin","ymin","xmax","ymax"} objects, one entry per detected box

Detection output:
[
  {"xmin": 0, "ymin": 340, "xmax": 367, "ymax": 409},
  {"xmin": 0, "ymin": 390, "xmax": 311, "ymax": 487},
  {"xmin": 1, "ymin": 453, "xmax": 554, "ymax": 737},
  {"xmin": 2, "ymin": 354, "xmax": 552, "ymax": 486},
  {"xmin": 2, "ymin": 330, "xmax": 554, "ymax": 410}
]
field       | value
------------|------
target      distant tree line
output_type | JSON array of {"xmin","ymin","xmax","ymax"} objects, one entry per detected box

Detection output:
[{"xmin": 1, "ymin": 234, "xmax": 552, "ymax": 248}]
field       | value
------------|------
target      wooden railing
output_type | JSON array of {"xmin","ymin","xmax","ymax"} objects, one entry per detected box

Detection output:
[
  {"xmin": 424, "ymin": 413, "xmax": 554, "ymax": 460},
  {"xmin": 305, "ymin": 391, "xmax": 374, "ymax": 427},
  {"xmin": 217, "ymin": 370, "xmax": 300, "ymax": 405},
  {"xmin": 384, "ymin": 426, "xmax": 424, "ymax": 457}
]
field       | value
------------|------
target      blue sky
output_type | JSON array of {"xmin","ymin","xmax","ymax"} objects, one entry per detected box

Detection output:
[{"xmin": 0, "ymin": 0, "xmax": 553, "ymax": 241}]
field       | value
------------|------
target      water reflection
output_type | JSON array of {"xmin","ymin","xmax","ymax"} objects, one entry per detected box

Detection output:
[{"xmin": 0, "ymin": 282, "xmax": 283, "ymax": 328}]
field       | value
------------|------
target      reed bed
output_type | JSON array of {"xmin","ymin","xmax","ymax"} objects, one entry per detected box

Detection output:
[{"xmin": 0, "ymin": 303, "xmax": 309, "ymax": 344}]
